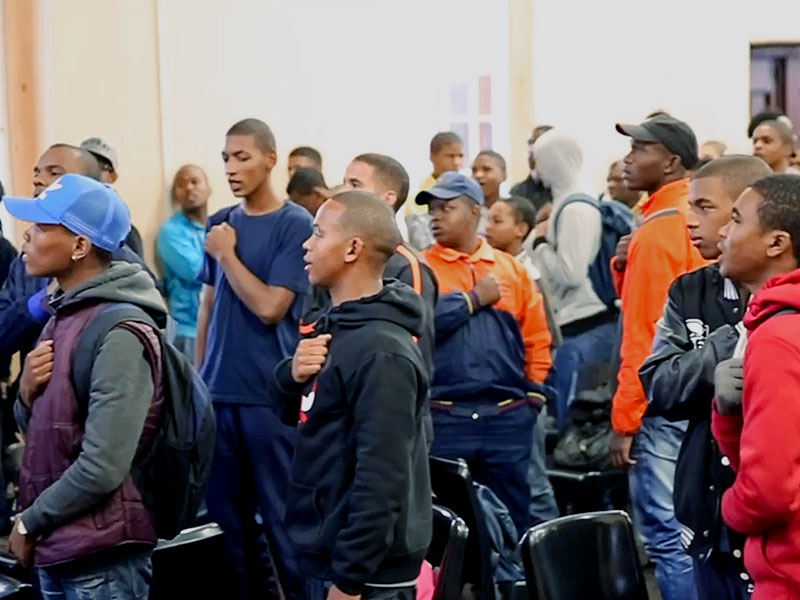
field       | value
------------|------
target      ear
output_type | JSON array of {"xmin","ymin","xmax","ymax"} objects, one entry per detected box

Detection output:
[
  {"xmin": 108, "ymin": 172, "xmax": 119, "ymax": 184},
  {"xmin": 515, "ymin": 221, "xmax": 529, "ymax": 240},
  {"xmin": 343, "ymin": 236, "xmax": 365, "ymax": 264},
  {"xmin": 766, "ymin": 230, "xmax": 793, "ymax": 259},
  {"xmin": 383, "ymin": 190, "xmax": 398, "ymax": 210},
  {"xmin": 664, "ymin": 154, "xmax": 682, "ymax": 176},
  {"xmin": 72, "ymin": 236, "xmax": 93, "ymax": 261},
  {"xmin": 264, "ymin": 149, "xmax": 278, "ymax": 169}
]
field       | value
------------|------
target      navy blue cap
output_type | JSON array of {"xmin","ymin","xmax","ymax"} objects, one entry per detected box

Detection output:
[
  {"xmin": 415, "ymin": 171, "xmax": 484, "ymax": 206},
  {"xmin": 3, "ymin": 174, "xmax": 131, "ymax": 251}
]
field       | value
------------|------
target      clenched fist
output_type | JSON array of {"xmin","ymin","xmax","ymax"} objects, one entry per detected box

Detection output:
[{"xmin": 291, "ymin": 334, "xmax": 332, "ymax": 383}]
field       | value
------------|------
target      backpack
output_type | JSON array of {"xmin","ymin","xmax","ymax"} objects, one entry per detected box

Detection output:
[
  {"xmin": 71, "ymin": 303, "xmax": 216, "ymax": 540},
  {"xmin": 553, "ymin": 387, "xmax": 613, "ymax": 471},
  {"xmin": 553, "ymin": 195, "xmax": 634, "ymax": 309}
]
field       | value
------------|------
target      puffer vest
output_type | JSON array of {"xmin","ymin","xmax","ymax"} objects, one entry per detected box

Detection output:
[{"xmin": 19, "ymin": 301, "xmax": 164, "ymax": 567}]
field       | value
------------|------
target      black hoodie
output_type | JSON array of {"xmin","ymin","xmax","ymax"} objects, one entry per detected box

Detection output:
[{"xmin": 274, "ymin": 280, "xmax": 432, "ymax": 594}]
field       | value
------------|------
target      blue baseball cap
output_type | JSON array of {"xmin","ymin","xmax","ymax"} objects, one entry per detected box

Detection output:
[
  {"xmin": 3, "ymin": 174, "xmax": 131, "ymax": 251},
  {"xmin": 415, "ymin": 171, "xmax": 484, "ymax": 206}
]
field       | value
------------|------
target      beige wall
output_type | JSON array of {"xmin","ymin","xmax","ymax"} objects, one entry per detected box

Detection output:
[{"xmin": 34, "ymin": 0, "xmax": 164, "ymax": 264}]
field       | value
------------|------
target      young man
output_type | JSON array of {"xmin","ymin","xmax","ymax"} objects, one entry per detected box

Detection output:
[
  {"xmin": 419, "ymin": 172, "xmax": 552, "ymax": 535},
  {"xmin": 275, "ymin": 191, "xmax": 431, "ymax": 600},
  {"xmin": 471, "ymin": 150, "xmax": 507, "ymax": 210},
  {"xmin": 486, "ymin": 195, "xmax": 559, "ymax": 525},
  {"xmin": 287, "ymin": 167, "xmax": 328, "ymax": 216},
  {"xmin": 196, "ymin": 118, "xmax": 312, "ymax": 600},
  {"xmin": 304, "ymin": 153, "xmax": 438, "ymax": 444},
  {"xmin": 157, "ymin": 164, "xmax": 212, "ymax": 360},
  {"xmin": 0, "ymin": 145, "xmax": 149, "ymax": 410},
  {"xmin": 752, "ymin": 119, "xmax": 799, "ymax": 175},
  {"xmin": 5, "ymin": 174, "xmax": 166, "ymax": 598},
  {"xmin": 80, "ymin": 137, "xmax": 145, "ymax": 256},
  {"xmin": 530, "ymin": 131, "xmax": 617, "ymax": 429},
  {"xmin": 712, "ymin": 174, "xmax": 800, "ymax": 600},
  {"xmin": 609, "ymin": 114, "xmax": 706, "ymax": 600},
  {"xmin": 287, "ymin": 146, "xmax": 323, "ymax": 179},
  {"xmin": 640, "ymin": 156, "xmax": 772, "ymax": 600},
  {"xmin": 510, "ymin": 125, "xmax": 553, "ymax": 213},
  {"xmin": 406, "ymin": 132, "xmax": 464, "ymax": 250}
]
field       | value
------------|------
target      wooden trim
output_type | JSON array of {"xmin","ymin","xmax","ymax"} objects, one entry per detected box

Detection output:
[
  {"xmin": 507, "ymin": 0, "xmax": 535, "ymax": 185},
  {"xmin": 3, "ymin": 0, "xmax": 39, "ymax": 240}
]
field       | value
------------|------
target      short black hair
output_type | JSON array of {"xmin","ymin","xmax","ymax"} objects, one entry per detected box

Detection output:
[
  {"xmin": 289, "ymin": 146, "xmax": 322, "ymax": 168},
  {"xmin": 430, "ymin": 132, "xmax": 463, "ymax": 154},
  {"xmin": 335, "ymin": 190, "xmax": 401, "ymax": 265},
  {"xmin": 49, "ymin": 144, "xmax": 102, "ymax": 181},
  {"xmin": 475, "ymin": 150, "xmax": 507, "ymax": 174},
  {"xmin": 93, "ymin": 247, "xmax": 114, "ymax": 266},
  {"xmin": 226, "ymin": 119, "xmax": 276, "ymax": 153},
  {"xmin": 693, "ymin": 155, "xmax": 772, "ymax": 201},
  {"xmin": 748, "ymin": 110, "xmax": 785, "ymax": 138},
  {"xmin": 287, "ymin": 168, "xmax": 327, "ymax": 196},
  {"xmin": 499, "ymin": 195, "xmax": 537, "ymax": 236},
  {"xmin": 352, "ymin": 153, "xmax": 410, "ymax": 210},
  {"xmin": 751, "ymin": 174, "xmax": 800, "ymax": 261}
]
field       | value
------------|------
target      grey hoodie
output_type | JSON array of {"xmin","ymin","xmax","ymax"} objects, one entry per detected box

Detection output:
[
  {"xmin": 530, "ymin": 131, "xmax": 607, "ymax": 327},
  {"xmin": 17, "ymin": 262, "xmax": 167, "ymax": 537}
]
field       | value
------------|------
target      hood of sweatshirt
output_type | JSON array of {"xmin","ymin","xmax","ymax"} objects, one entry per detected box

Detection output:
[
  {"xmin": 318, "ymin": 279, "xmax": 424, "ymax": 339},
  {"xmin": 532, "ymin": 130, "xmax": 592, "ymax": 206},
  {"xmin": 52, "ymin": 261, "xmax": 168, "ymax": 326},
  {"xmin": 744, "ymin": 268, "xmax": 800, "ymax": 332}
]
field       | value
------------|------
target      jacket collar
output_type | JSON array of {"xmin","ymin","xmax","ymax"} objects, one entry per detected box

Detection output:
[
  {"xmin": 431, "ymin": 237, "xmax": 496, "ymax": 264},
  {"xmin": 641, "ymin": 178, "xmax": 690, "ymax": 218}
]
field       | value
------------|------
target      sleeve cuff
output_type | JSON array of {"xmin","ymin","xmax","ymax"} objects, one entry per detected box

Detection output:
[
  {"xmin": 332, "ymin": 576, "xmax": 364, "ymax": 597},
  {"xmin": 26, "ymin": 289, "xmax": 50, "ymax": 324},
  {"xmin": 21, "ymin": 508, "xmax": 45, "ymax": 538},
  {"xmin": 273, "ymin": 358, "xmax": 305, "ymax": 395}
]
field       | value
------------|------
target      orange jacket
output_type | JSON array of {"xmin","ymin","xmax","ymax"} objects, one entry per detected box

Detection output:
[
  {"xmin": 610, "ymin": 178, "xmax": 707, "ymax": 434},
  {"xmin": 423, "ymin": 238, "xmax": 552, "ymax": 384}
]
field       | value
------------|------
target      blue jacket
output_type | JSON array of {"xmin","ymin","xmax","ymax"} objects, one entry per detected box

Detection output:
[{"xmin": 156, "ymin": 212, "xmax": 206, "ymax": 338}]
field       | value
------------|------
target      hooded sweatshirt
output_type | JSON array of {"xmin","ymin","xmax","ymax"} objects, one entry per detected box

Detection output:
[
  {"xmin": 530, "ymin": 131, "xmax": 607, "ymax": 327},
  {"xmin": 274, "ymin": 281, "xmax": 432, "ymax": 594},
  {"xmin": 712, "ymin": 269, "xmax": 800, "ymax": 600},
  {"xmin": 17, "ymin": 262, "xmax": 167, "ymax": 543}
]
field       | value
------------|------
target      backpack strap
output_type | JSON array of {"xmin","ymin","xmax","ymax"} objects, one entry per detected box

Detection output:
[
  {"xmin": 72, "ymin": 303, "xmax": 158, "ymax": 420},
  {"xmin": 394, "ymin": 243, "xmax": 423, "ymax": 294},
  {"xmin": 552, "ymin": 194, "xmax": 599, "ymax": 250},
  {"xmin": 642, "ymin": 207, "xmax": 680, "ymax": 226}
]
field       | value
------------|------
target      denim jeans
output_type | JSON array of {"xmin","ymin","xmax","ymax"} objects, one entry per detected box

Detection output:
[
  {"xmin": 629, "ymin": 416, "xmax": 697, "ymax": 600},
  {"xmin": 528, "ymin": 413, "xmax": 559, "ymax": 524},
  {"xmin": 431, "ymin": 402, "xmax": 535, "ymax": 536},
  {"xmin": 37, "ymin": 549, "xmax": 152, "ymax": 600},
  {"xmin": 550, "ymin": 319, "xmax": 617, "ymax": 430}
]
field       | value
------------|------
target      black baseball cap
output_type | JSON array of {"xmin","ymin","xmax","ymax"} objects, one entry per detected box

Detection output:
[{"xmin": 616, "ymin": 115, "xmax": 699, "ymax": 170}]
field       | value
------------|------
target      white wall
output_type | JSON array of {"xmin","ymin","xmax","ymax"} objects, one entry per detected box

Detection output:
[
  {"xmin": 156, "ymin": 0, "xmax": 509, "ymax": 215},
  {"xmin": 531, "ymin": 0, "xmax": 800, "ymax": 193}
]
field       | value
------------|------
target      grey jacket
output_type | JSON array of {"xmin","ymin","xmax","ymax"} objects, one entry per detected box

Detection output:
[{"xmin": 16, "ymin": 262, "xmax": 167, "ymax": 536}]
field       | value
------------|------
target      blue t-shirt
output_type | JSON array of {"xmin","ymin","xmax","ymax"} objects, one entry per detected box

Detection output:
[
  {"xmin": 157, "ymin": 212, "xmax": 206, "ymax": 339},
  {"xmin": 200, "ymin": 201, "xmax": 312, "ymax": 406}
]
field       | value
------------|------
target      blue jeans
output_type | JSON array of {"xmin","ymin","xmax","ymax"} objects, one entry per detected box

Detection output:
[
  {"xmin": 630, "ymin": 416, "xmax": 696, "ymax": 600},
  {"xmin": 550, "ymin": 319, "xmax": 617, "ymax": 430},
  {"xmin": 37, "ymin": 550, "xmax": 152, "ymax": 600},
  {"xmin": 431, "ymin": 402, "xmax": 535, "ymax": 536},
  {"xmin": 206, "ymin": 404, "xmax": 300, "ymax": 600},
  {"xmin": 528, "ymin": 413, "xmax": 558, "ymax": 524}
]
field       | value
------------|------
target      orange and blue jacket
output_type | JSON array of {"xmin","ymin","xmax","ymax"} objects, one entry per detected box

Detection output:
[
  {"xmin": 423, "ymin": 238, "xmax": 552, "ymax": 402},
  {"xmin": 610, "ymin": 178, "xmax": 707, "ymax": 434}
]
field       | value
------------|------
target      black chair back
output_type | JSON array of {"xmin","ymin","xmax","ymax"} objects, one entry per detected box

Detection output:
[
  {"xmin": 427, "ymin": 504, "xmax": 468, "ymax": 600},
  {"xmin": 429, "ymin": 456, "xmax": 495, "ymax": 600},
  {"xmin": 520, "ymin": 510, "xmax": 648, "ymax": 600},
  {"xmin": 150, "ymin": 523, "xmax": 225, "ymax": 599},
  {"xmin": 0, "ymin": 574, "xmax": 33, "ymax": 599}
]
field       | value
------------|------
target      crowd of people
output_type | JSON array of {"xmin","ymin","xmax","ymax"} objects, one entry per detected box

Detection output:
[{"xmin": 0, "ymin": 108, "xmax": 799, "ymax": 600}]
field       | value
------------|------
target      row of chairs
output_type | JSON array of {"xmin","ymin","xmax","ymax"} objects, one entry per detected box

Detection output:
[{"xmin": 429, "ymin": 456, "xmax": 648, "ymax": 600}]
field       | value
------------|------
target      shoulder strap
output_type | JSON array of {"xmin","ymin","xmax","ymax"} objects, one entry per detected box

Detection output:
[
  {"xmin": 72, "ymin": 303, "xmax": 158, "ymax": 419},
  {"xmin": 552, "ymin": 194, "xmax": 599, "ymax": 248},
  {"xmin": 394, "ymin": 244, "xmax": 423, "ymax": 295},
  {"xmin": 642, "ymin": 207, "xmax": 680, "ymax": 226}
]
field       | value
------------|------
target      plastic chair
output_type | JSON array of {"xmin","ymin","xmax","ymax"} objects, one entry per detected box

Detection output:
[
  {"xmin": 0, "ymin": 574, "xmax": 33, "ymax": 599},
  {"xmin": 429, "ymin": 456, "xmax": 496, "ymax": 600},
  {"xmin": 426, "ymin": 504, "xmax": 468, "ymax": 600},
  {"xmin": 520, "ymin": 510, "xmax": 648, "ymax": 600},
  {"xmin": 547, "ymin": 467, "xmax": 629, "ymax": 515},
  {"xmin": 150, "ymin": 523, "xmax": 225, "ymax": 599}
]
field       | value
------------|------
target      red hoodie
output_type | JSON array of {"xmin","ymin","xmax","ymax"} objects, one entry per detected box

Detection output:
[{"xmin": 712, "ymin": 269, "xmax": 800, "ymax": 600}]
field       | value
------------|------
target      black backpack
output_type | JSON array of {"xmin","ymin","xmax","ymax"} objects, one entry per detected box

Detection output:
[{"xmin": 71, "ymin": 303, "xmax": 216, "ymax": 540}]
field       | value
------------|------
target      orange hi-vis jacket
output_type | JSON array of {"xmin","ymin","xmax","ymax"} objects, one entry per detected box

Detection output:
[
  {"xmin": 610, "ymin": 178, "xmax": 707, "ymax": 435},
  {"xmin": 423, "ymin": 238, "xmax": 552, "ymax": 388}
]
